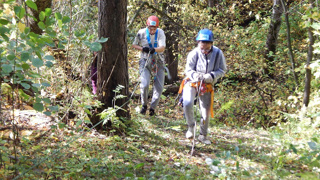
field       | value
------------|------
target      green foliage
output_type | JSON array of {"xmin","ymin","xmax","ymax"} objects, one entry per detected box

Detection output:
[{"xmin": 1, "ymin": 2, "xmax": 57, "ymax": 113}]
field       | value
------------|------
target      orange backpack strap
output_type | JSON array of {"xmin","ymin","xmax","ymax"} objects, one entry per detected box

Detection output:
[{"xmin": 178, "ymin": 78, "xmax": 189, "ymax": 94}]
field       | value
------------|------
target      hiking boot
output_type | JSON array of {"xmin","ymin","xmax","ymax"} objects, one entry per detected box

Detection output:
[
  {"xmin": 149, "ymin": 108, "xmax": 155, "ymax": 116},
  {"xmin": 186, "ymin": 126, "xmax": 194, "ymax": 139},
  {"xmin": 140, "ymin": 105, "xmax": 147, "ymax": 115},
  {"xmin": 198, "ymin": 134, "xmax": 211, "ymax": 145}
]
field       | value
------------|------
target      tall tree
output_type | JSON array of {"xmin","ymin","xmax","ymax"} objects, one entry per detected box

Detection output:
[
  {"xmin": 303, "ymin": 0, "xmax": 314, "ymax": 107},
  {"xmin": 92, "ymin": 0, "xmax": 130, "ymax": 125},
  {"xmin": 264, "ymin": 0, "xmax": 283, "ymax": 77},
  {"xmin": 163, "ymin": 1, "xmax": 179, "ymax": 83}
]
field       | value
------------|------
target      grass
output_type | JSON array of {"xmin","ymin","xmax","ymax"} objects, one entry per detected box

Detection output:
[{"xmin": 2, "ymin": 96, "xmax": 319, "ymax": 179}]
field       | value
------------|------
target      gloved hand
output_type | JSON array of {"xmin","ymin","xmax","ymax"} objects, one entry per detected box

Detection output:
[
  {"xmin": 203, "ymin": 73, "xmax": 213, "ymax": 83},
  {"xmin": 149, "ymin": 48, "xmax": 155, "ymax": 54},
  {"xmin": 142, "ymin": 47, "xmax": 150, "ymax": 53},
  {"xmin": 192, "ymin": 72, "xmax": 204, "ymax": 81}
]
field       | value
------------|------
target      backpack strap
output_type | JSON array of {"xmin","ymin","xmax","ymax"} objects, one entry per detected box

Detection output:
[{"xmin": 146, "ymin": 28, "xmax": 158, "ymax": 55}]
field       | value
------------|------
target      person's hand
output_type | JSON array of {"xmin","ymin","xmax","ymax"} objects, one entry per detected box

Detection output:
[
  {"xmin": 203, "ymin": 73, "xmax": 213, "ymax": 83},
  {"xmin": 192, "ymin": 72, "xmax": 204, "ymax": 81},
  {"xmin": 149, "ymin": 48, "xmax": 155, "ymax": 54},
  {"xmin": 142, "ymin": 47, "xmax": 150, "ymax": 53}
]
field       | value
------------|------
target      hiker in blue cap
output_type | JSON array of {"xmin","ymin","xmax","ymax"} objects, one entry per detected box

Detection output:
[
  {"xmin": 132, "ymin": 15, "xmax": 166, "ymax": 116},
  {"xmin": 181, "ymin": 29, "xmax": 227, "ymax": 144}
]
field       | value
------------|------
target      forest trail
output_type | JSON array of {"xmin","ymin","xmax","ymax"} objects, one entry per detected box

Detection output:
[{"xmin": 0, "ymin": 104, "xmax": 314, "ymax": 179}]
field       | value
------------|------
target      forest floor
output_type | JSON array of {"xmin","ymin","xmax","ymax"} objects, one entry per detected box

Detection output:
[{"xmin": 1, "ymin": 96, "xmax": 318, "ymax": 179}]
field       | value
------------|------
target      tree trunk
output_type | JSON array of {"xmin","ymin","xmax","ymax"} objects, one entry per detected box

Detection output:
[
  {"xmin": 92, "ymin": 0, "xmax": 130, "ymax": 126},
  {"xmin": 280, "ymin": 0, "xmax": 298, "ymax": 86},
  {"xmin": 208, "ymin": 0, "xmax": 217, "ymax": 16},
  {"xmin": 26, "ymin": 0, "xmax": 52, "ymax": 34},
  {"xmin": 264, "ymin": 0, "xmax": 283, "ymax": 77},
  {"xmin": 303, "ymin": 0, "xmax": 314, "ymax": 107},
  {"xmin": 163, "ymin": 1, "xmax": 179, "ymax": 84}
]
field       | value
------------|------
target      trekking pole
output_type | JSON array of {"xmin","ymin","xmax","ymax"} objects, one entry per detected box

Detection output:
[{"xmin": 190, "ymin": 79, "xmax": 203, "ymax": 156}]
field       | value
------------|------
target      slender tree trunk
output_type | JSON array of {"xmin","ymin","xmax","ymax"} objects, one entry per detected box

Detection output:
[
  {"xmin": 264, "ymin": 0, "xmax": 283, "ymax": 77},
  {"xmin": 280, "ymin": 0, "xmax": 298, "ymax": 86},
  {"xmin": 208, "ymin": 0, "xmax": 217, "ymax": 16},
  {"xmin": 163, "ymin": 1, "xmax": 179, "ymax": 83},
  {"xmin": 303, "ymin": 0, "xmax": 314, "ymax": 107},
  {"xmin": 93, "ymin": 0, "xmax": 130, "ymax": 125}
]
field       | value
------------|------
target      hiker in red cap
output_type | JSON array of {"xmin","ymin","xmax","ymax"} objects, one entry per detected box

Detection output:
[{"xmin": 132, "ymin": 15, "xmax": 166, "ymax": 116}]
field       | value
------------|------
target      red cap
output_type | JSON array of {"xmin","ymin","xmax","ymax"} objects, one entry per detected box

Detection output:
[{"xmin": 146, "ymin": 15, "xmax": 159, "ymax": 27}]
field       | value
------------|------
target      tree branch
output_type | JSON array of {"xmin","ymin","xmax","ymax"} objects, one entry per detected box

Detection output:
[{"xmin": 127, "ymin": 1, "xmax": 187, "ymax": 34}]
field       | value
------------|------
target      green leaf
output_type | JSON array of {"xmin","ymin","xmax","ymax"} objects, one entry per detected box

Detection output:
[
  {"xmin": 0, "ymin": 19, "xmax": 9, "ymax": 25},
  {"xmin": 38, "ymin": 21, "xmax": 45, "ymax": 30},
  {"xmin": 76, "ymin": 120, "xmax": 82, "ymax": 127},
  {"xmin": 308, "ymin": 142, "xmax": 318, "ymax": 150},
  {"xmin": 125, "ymin": 173, "xmax": 134, "ymax": 178},
  {"xmin": 48, "ymin": 105, "xmax": 58, "ymax": 111},
  {"xmin": 235, "ymin": 146, "xmax": 239, "ymax": 152},
  {"xmin": 41, "ymin": 82, "xmax": 51, "ymax": 87},
  {"xmin": 35, "ymin": 97, "xmax": 41, "ymax": 103},
  {"xmin": 84, "ymin": 119, "xmax": 91, "ymax": 124},
  {"xmin": 75, "ymin": 30, "xmax": 86, "ymax": 38},
  {"xmin": 1, "ymin": 34, "xmax": 9, "ymax": 42},
  {"xmin": 55, "ymin": 12, "xmax": 62, "ymax": 20},
  {"xmin": 44, "ymin": 111, "xmax": 51, "ymax": 116},
  {"xmin": 44, "ymin": 55, "xmax": 55, "ymax": 60},
  {"xmin": 2, "ymin": 64, "xmax": 13, "ymax": 74},
  {"xmin": 84, "ymin": 105, "xmax": 92, "ymax": 109},
  {"xmin": 42, "ymin": 98, "xmax": 51, "ymax": 104},
  {"xmin": 32, "ymin": 83, "xmax": 41, "ymax": 88},
  {"xmin": 98, "ymin": 37, "xmax": 108, "ymax": 43},
  {"xmin": 311, "ymin": 137, "xmax": 318, "ymax": 143},
  {"xmin": 32, "ymin": 145, "xmax": 41, "ymax": 150},
  {"xmin": 135, "ymin": 163, "xmax": 144, "ymax": 169},
  {"xmin": 39, "ymin": 11, "xmax": 45, "ymax": 21},
  {"xmin": 58, "ymin": 122, "xmax": 66, "ymax": 129},
  {"xmin": 18, "ymin": 8, "xmax": 26, "ymax": 19},
  {"xmin": 289, "ymin": 144, "xmax": 298, "ymax": 154},
  {"xmin": 90, "ymin": 42, "xmax": 102, "ymax": 51},
  {"xmin": 62, "ymin": 16, "xmax": 71, "ymax": 24},
  {"xmin": 21, "ymin": 52, "xmax": 30, "ymax": 61},
  {"xmin": 311, "ymin": 23, "xmax": 320, "ymax": 30},
  {"xmin": 7, "ymin": 54, "xmax": 15, "ymax": 60},
  {"xmin": 33, "ymin": 103, "xmax": 44, "ymax": 112},
  {"xmin": 242, "ymin": 170, "xmax": 251, "ymax": 176},
  {"xmin": 26, "ymin": 0, "xmax": 38, "ymax": 11},
  {"xmin": 32, "ymin": 58, "xmax": 43, "ymax": 68},
  {"xmin": 45, "ymin": 61, "xmax": 53, "ymax": 67},
  {"xmin": 83, "ymin": 40, "xmax": 91, "ymax": 47},
  {"xmin": 236, "ymin": 161, "xmax": 240, "ymax": 170},
  {"xmin": 212, "ymin": 160, "xmax": 221, "ymax": 166},
  {"xmin": 18, "ymin": 89, "xmax": 30, "ymax": 100},
  {"xmin": 45, "ymin": 8, "xmax": 52, "ymax": 17},
  {"xmin": 14, "ymin": 6, "xmax": 21, "ymax": 17},
  {"xmin": 20, "ymin": 82, "xmax": 30, "ymax": 89}
]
